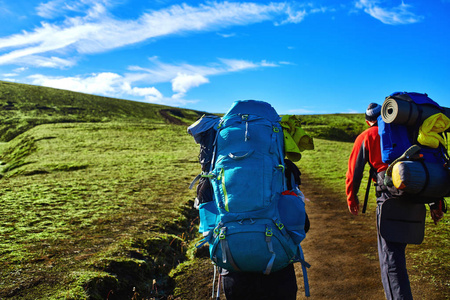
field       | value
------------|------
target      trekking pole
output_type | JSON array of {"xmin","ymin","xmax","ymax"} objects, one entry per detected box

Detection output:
[
  {"xmin": 362, "ymin": 169, "xmax": 373, "ymax": 214},
  {"xmin": 212, "ymin": 265, "xmax": 217, "ymax": 299},
  {"xmin": 216, "ymin": 273, "xmax": 221, "ymax": 300}
]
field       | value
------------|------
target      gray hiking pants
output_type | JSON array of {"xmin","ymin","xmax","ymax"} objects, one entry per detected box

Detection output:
[{"xmin": 376, "ymin": 199, "xmax": 413, "ymax": 300}]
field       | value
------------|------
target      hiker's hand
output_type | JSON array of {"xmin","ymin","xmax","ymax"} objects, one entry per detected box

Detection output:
[
  {"xmin": 348, "ymin": 203, "xmax": 359, "ymax": 215},
  {"xmin": 430, "ymin": 209, "xmax": 444, "ymax": 225}
]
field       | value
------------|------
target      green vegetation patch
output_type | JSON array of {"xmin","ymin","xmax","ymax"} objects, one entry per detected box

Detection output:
[
  {"xmin": 0, "ymin": 122, "xmax": 200, "ymax": 299},
  {"xmin": 299, "ymin": 113, "xmax": 366, "ymax": 142},
  {"xmin": 0, "ymin": 81, "xmax": 205, "ymax": 141}
]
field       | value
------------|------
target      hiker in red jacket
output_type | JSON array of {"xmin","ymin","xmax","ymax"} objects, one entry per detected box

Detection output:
[
  {"xmin": 345, "ymin": 102, "xmax": 445, "ymax": 300},
  {"xmin": 345, "ymin": 103, "xmax": 388, "ymax": 215}
]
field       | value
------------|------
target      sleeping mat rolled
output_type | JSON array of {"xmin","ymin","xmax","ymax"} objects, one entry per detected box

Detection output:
[
  {"xmin": 381, "ymin": 97, "xmax": 450, "ymax": 127},
  {"xmin": 392, "ymin": 161, "xmax": 450, "ymax": 198}
]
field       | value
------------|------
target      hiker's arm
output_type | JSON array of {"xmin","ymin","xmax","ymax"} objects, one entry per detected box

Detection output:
[{"xmin": 345, "ymin": 133, "xmax": 367, "ymax": 214}]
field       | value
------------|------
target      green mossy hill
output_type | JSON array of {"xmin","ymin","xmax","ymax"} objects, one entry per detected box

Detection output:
[
  {"xmin": 0, "ymin": 122, "xmax": 201, "ymax": 299},
  {"xmin": 0, "ymin": 80, "xmax": 205, "ymax": 141},
  {"xmin": 298, "ymin": 113, "xmax": 366, "ymax": 142}
]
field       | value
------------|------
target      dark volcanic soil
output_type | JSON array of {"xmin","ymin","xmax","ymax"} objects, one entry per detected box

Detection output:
[
  {"xmin": 295, "ymin": 175, "xmax": 384, "ymax": 299},
  {"xmin": 172, "ymin": 175, "xmax": 447, "ymax": 299},
  {"xmin": 295, "ymin": 175, "xmax": 445, "ymax": 300}
]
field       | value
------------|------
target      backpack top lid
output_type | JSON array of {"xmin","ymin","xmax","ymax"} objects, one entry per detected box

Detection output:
[
  {"xmin": 224, "ymin": 100, "xmax": 281, "ymax": 122},
  {"xmin": 187, "ymin": 115, "xmax": 220, "ymax": 144},
  {"xmin": 389, "ymin": 92, "xmax": 441, "ymax": 108}
]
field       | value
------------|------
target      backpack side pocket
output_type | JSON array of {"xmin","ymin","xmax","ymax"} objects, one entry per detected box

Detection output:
[{"xmin": 198, "ymin": 200, "xmax": 219, "ymax": 234}]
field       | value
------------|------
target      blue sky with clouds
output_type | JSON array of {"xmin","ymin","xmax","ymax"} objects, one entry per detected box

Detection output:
[{"xmin": 0, "ymin": 0, "xmax": 449, "ymax": 115}]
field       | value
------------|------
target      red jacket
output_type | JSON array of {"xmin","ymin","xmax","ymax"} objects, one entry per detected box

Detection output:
[{"xmin": 345, "ymin": 125, "xmax": 388, "ymax": 207}]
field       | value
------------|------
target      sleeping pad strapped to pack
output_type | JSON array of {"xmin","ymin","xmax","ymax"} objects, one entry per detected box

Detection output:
[{"xmin": 379, "ymin": 92, "xmax": 450, "ymax": 201}]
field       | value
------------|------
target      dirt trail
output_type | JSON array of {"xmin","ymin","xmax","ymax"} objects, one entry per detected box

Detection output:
[
  {"xmin": 174, "ymin": 175, "xmax": 446, "ymax": 300},
  {"xmin": 295, "ymin": 176, "xmax": 444, "ymax": 300},
  {"xmin": 294, "ymin": 175, "xmax": 384, "ymax": 299}
]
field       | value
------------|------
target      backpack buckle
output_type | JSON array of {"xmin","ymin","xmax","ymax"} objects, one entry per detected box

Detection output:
[
  {"xmin": 265, "ymin": 227, "xmax": 273, "ymax": 237},
  {"xmin": 275, "ymin": 220, "xmax": 284, "ymax": 230},
  {"xmin": 219, "ymin": 227, "xmax": 227, "ymax": 240},
  {"xmin": 213, "ymin": 224, "xmax": 222, "ymax": 237}
]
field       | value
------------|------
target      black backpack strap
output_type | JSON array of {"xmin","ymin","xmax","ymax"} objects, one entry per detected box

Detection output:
[{"xmin": 362, "ymin": 167, "xmax": 376, "ymax": 214}]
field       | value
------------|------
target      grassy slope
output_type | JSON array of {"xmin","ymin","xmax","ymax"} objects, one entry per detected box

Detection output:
[
  {"xmin": 0, "ymin": 81, "xmax": 204, "ymax": 299},
  {"xmin": 299, "ymin": 113, "xmax": 367, "ymax": 142},
  {"xmin": 0, "ymin": 122, "xmax": 200, "ymax": 299},
  {"xmin": 0, "ymin": 80, "xmax": 204, "ymax": 141}
]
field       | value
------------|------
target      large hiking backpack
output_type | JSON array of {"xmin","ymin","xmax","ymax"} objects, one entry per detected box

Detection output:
[
  {"xmin": 188, "ymin": 100, "xmax": 310, "ymax": 296},
  {"xmin": 378, "ymin": 92, "xmax": 450, "ymax": 201}
]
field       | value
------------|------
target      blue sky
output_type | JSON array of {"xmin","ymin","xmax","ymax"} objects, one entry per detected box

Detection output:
[{"xmin": 0, "ymin": 0, "xmax": 449, "ymax": 115}]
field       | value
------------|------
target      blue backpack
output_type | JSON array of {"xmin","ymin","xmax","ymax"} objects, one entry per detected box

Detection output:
[
  {"xmin": 378, "ymin": 92, "xmax": 450, "ymax": 201},
  {"xmin": 188, "ymin": 100, "xmax": 310, "ymax": 296},
  {"xmin": 379, "ymin": 92, "xmax": 445, "ymax": 164}
]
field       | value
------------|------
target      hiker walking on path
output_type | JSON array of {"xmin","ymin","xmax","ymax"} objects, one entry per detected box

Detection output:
[
  {"xmin": 188, "ymin": 101, "xmax": 312, "ymax": 299},
  {"xmin": 345, "ymin": 102, "xmax": 446, "ymax": 300}
]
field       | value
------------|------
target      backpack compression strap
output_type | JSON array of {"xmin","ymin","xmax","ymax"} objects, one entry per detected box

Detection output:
[
  {"xmin": 384, "ymin": 144, "xmax": 421, "ymax": 187},
  {"xmin": 218, "ymin": 227, "xmax": 241, "ymax": 272},
  {"xmin": 263, "ymin": 226, "xmax": 277, "ymax": 275},
  {"xmin": 298, "ymin": 245, "xmax": 311, "ymax": 297}
]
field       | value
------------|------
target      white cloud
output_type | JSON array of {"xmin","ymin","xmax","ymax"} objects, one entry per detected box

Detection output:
[
  {"xmin": 14, "ymin": 67, "xmax": 28, "ymax": 72},
  {"xmin": 37, "ymin": 0, "xmax": 69, "ymax": 19},
  {"xmin": 129, "ymin": 57, "xmax": 278, "ymax": 102},
  {"xmin": 219, "ymin": 58, "xmax": 259, "ymax": 71},
  {"xmin": 1, "ymin": 78, "xmax": 17, "ymax": 82},
  {"xmin": 36, "ymin": 0, "xmax": 107, "ymax": 19},
  {"xmin": 15, "ymin": 55, "xmax": 76, "ymax": 68},
  {"xmin": 311, "ymin": 7, "xmax": 335, "ymax": 14},
  {"xmin": 355, "ymin": 0, "xmax": 424, "ymax": 25},
  {"xmin": 277, "ymin": 8, "xmax": 307, "ymax": 25},
  {"xmin": 28, "ymin": 72, "xmax": 123, "ymax": 95},
  {"xmin": 260, "ymin": 60, "xmax": 278, "ymax": 67},
  {"xmin": 0, "ymin": 1, "xmax": 308, "ymax": 68},
  {"xmin": 279, "ymin": 61, "xmax": 295, "ymax": 65},
  {"xmin": 217, "ymin": 32, "xmax": 236, "ymax": 38},
  {"xmin": 128, "ymin": 57, "xmax": 276, "ymax": 84},
  {"xmin": 122, "ymin": 83, "xmax": 164, "ymax": 103},
  {"xmin": 24, "ymin": 57, "xmax": 278, "ymax": 106},
  {"xmin": 27, "ymin": 71, "xmax": 191, "ymax": 105},
  {"xmin": 171, "ymin": 73, "xmax": 209, "ymax": 98}
]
